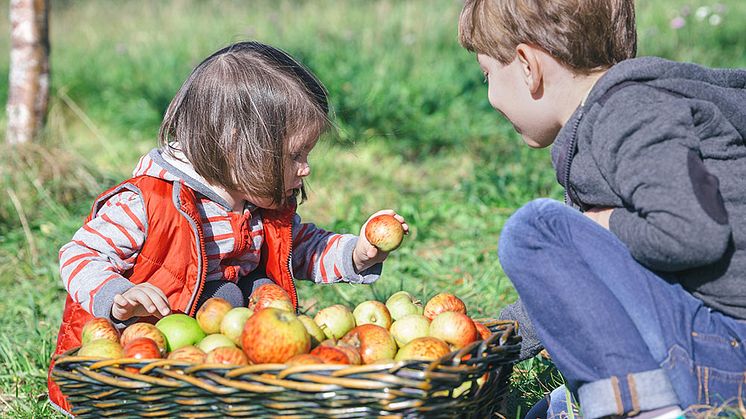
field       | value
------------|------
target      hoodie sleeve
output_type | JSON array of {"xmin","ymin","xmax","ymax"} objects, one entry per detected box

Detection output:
[
  {"xmin": 59, "ymin": 191, "xmax": 145, "ymax": 319},
  {"xmin": 591, "ymin": 87, "xmax": 731, "ymax": 271},
  {"xmin": 291, "ymin": 214, "xmax": 382, "ymax": 284}
]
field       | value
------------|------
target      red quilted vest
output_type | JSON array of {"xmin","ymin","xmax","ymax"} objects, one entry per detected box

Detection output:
[{"xmin": 47, "ymin": 176, "xmax": 297, "ymax": 414}]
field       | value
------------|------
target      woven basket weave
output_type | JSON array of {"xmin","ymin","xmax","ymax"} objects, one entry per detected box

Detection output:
[{"xmin": 52, "ymin": 319, "xmax": 521, "ymax": 418}]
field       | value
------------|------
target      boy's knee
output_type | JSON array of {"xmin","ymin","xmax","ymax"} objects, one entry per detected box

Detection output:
[{"xmin": 498, "ymin": 199, "xmax": 570, "ymax": 269}]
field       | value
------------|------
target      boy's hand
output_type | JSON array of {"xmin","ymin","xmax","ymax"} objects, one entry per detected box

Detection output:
[
  {"xmin": 353, "ymin": 210, "xmax": 409, "ymax": 273},
  {"xmin": 111, "ymin": 283, "xmax": 171, "ymax": 321},
  {"xmin": 584, "ymin": 207, "xmax": 614, "ymax": 229}
]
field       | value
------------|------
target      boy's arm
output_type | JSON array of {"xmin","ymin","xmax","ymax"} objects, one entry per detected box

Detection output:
[
  {"xmin": 59, "ymin": 191, "xmax": 145, "ymax": 319},
  {"xmin": 290, "ymin": 214, "xmax": 382, "ymax": 284},
  {"xmin": 592, "ymin": 89, "xmax": 731, "ymax": 271}
]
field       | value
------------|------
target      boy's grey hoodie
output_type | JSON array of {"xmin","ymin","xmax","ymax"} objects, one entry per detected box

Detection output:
[{"xmin": 504, "ymin": 57, "xmax": 746, "ymax": 359}]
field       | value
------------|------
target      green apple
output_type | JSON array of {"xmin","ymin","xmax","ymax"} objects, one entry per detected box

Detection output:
[
  {"xmin": 197, "ymin": 333, "xmax": 235, "ymax": 353},
  {"xmin": 353, "ymin": 300, "xmax": 393, "ymax": 329},
  {"xmin": 220, "ymin": 307, "xmax": 253, "ymax": 347},
  {"xmin": 390, "ymin": 314, "xmax": 430, "ymax": 347},
  {"xmin": 78, "ymin": 338, "xmax": 124, "ymax": 359},
  {"xmin": 314, "ymin": 304, "xmax": 356, "ymax": 340},
  {"xmin": 385, "ymin": 291, "xmax": 424, "ymax": 321},
  {"xmin": 297, "ymin": 314, "xmax": 326, "ymax": 347},
  {"xmin": 156, "ymin": 313, "xmax": 206, "ymax": 351}
]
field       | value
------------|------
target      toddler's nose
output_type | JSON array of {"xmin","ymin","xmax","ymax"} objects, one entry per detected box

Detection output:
[{"xmin": 298, "ymin": 163, "xmax": 311, "ymax": 178}]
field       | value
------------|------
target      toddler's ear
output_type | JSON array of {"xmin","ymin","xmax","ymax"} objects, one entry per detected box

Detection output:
[{"xmin": 515, "ymin": 43, "xmax": 544, "ymax": 96}]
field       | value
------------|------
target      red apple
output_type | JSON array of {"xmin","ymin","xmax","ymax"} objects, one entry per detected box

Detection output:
[
  {"xmin": 364, "ymin": 214, "xmax": 404, "ymax": 252},
  {"xmin": 429, "ymin": 312, "xmax": 477, "ymax": 349},
  {"xmin": 248, "ymin": 283, "xmax": 294, "ymax": 313},
  {"xmin": 155, "ymin": 313, "xmax": 206, "ymax": 351},
  {"xmin": 474, "ymin": 321, "xmax": 492, "ymax": 341},
  {"xmin": 196, "ymin": 297, "xmax": 233, "ymax": 334},
  {"xmin": 241, "ymin": 308, "xmax": 310, "ymax": 364},
  {"xmin": 314, "ymin": 304, "xmax": 356, "ymax": 340},
  {"xmin": 340, "ymin": 324, "xmax": 397, "ymax": 364},
  {"xmin": 297, "ymin": 314, "xmax": 326, "ymax": 347},
  {"xmin": 310, "ymin": 345, "xmax": 355, "ymax": 365},
  {"xmin": 220, "ymin": 307, "xmax": 254, "ymax": 347},
  {"xmin": 286, "ymin": 354, "xmax": 324, "ymax": 365},
  {"xmin": 390, "ymin": 314, "xmax": 430, "ymax": 347},
  {"xmin": 167, "ymin": 346, "xmax": 206, "ymax": 363},
  {"xmin": 81, "ymin": 318, "xmax": 120, "ymax": 345},
  {"xmin": 205, "ymin": 346, "xmax": 249, "ymax": 366},
  {"xmin": 353, "ymin": 300, "xmax": 392, "ymax": 329},
  {"xmin": 335, "ymin": 343, "xmax": 363, "ymax": 365},
  {"xmin": 120, "ymin": 322, "xmax": 167, "ymax": 354},
  {"xmin": 394, "ymin": 337, "xmax": 450, "ymax": 361},
  {"xmin": 123, "ymin": 337, "xmax": 162, "ymax": 360},
  {"xmin": 385, "ymin": 291, "xmax": 424, "ymax": 321},
  {"xmin": 423, "ymin": 293, "xmax": 467, "ymax": 320},
  {"xmin": 197, "ymin": 333, "xmax": 235, "ymax": 353},
  {"xmin": 78, "ymin": 339, "xmax": 124, "ymax": 359}
]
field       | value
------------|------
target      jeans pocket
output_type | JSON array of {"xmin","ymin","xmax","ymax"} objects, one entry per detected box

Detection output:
[{"xmin": 694, "ymin": 365, "xmax": 746, "ymax": 407}]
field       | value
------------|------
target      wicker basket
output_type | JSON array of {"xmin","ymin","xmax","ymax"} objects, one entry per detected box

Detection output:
[{"xmin": 52, "ymin": 319, "xmax": 521, "ymax": 418}]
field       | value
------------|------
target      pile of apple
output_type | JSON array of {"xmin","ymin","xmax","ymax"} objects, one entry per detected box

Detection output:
[{"xmin": 75, "ymin": 285, "xmax": 492, "ymax": 369}]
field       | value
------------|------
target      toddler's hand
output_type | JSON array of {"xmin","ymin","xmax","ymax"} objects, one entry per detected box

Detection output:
[
  {"xmin": 111, "ymin": 283, "xmax": 171, "ymax": 321},
  {"xmin": 353, "ymin": 210, "xmax": 409, "ymax": 272}
]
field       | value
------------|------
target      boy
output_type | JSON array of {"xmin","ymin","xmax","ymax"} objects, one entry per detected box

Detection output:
[{"xmin": 458, "ymin": 0, "xmax": 746, "ymax": 418}]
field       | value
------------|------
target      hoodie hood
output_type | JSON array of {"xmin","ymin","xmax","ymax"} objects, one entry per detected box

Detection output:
[
  {"xmin": 133, "ymin": 148, "xmax": 235, "ymax": 210},
  {"xmin": 586, "ymin": 56, "xmax": 746, "ymax": 139}
]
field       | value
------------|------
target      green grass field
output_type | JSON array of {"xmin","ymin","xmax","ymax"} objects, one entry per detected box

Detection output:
[{"xmin": 1, "ymin": 0, "xmax": 745, "ymax": 417}]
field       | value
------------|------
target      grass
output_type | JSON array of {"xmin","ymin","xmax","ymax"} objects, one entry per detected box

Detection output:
[{"xmin": 0, "ymin": 0, "xmax": 745, "ymax": 417}]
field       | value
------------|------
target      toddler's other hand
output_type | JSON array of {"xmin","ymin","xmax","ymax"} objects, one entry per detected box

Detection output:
[
  {"xmin": 353, "ymin": 209, "xmax": 409, "ymax": 272},
  {"xmin": 584, "ymin": 207, "xmax": 614, "ymax": 229},
  {"xmin": 111, "ymin": 283, "xmax": 171, "ymax": 321}
]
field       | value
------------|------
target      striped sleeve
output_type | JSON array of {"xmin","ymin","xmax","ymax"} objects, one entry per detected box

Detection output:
[
  {"xmin": 290, "ymin": 214, "xmax": 381, "ymax": 284},
  {"xmin": 59, "ymin": 191, "xmax": 146, "ymax": 318}
]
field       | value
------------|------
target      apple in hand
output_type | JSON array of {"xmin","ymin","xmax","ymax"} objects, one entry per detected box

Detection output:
[
  {"xmin": 197, "ymin": 333, "xmax": 235, "ymax": 353},
  {"xmin": 155, "ymin": 313, "xmax": 206, "ymax": 351},
  {"xmin": 241, "ymin": 308, "xmax": 310, "ymax": 364},
  {"xmin": 220, "ymin": 307, "xmax": 253, "ymax": 347},
  {"xmin": 394, "ymin": 337, "xmax": 450, "ymax": 361},
  {"xmin": 385, "ymin": 291, "xmax": 424, "ymax": 321},
  {"xmin": 120, "ymin": 322, "xmax": 167, "ymax": 354},
  {"xmin": 423, "ymin": 292, "xmax": 467, "ymax": 320},
  {"xmin": 429, "ymin": 311, "xmax": 477, "ymax": 349},
  {"xmin": 196, "ymin": 297, "xmax": 233, "ymax": 334},
  {"xmin": 364, "ymin": 214, "xmax": 404, "ymax": 252},
  {"xmin": 340, "ymin": 324, "xmax": 397, "ymax": 364},
  {"xmin": 314, "ymin": 304, "xmax": 356, "ymax": 340},
  {"xmin": 81, "ymin": 318, "xmax": 120, "ymax": 345},
  {"xmin": 353, "ymin": 300, "xmax": 392, "ymax": 329},
  {"xmin": 297, "ymin": 314, "xmax": 326, "ymax": 347},
  {"xmin": 167, "ymin": 345, "xmax": 206, "ymax": 363},
  {"xmin": 78, "ymin": 339, "xmax": 124, "ymax": 359},
  {"xmin": 205, "ymin": 346, "xmax": 249, "ymax": 366},
  {"xmin": 390, "ymin": 314, "xmax": 430, "ymax": 347},
  {"xmin": 248, "ymin": 283, "xmax": 294, "ymax": 313}
]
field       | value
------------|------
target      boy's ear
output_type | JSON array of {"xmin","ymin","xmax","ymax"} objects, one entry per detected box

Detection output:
[{"xmin": 515, "ymin": 43, "xmax": 543, "ymax": 95}]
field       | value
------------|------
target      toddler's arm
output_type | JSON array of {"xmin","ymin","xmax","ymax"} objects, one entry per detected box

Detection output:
[
  {"xmin": 290, "ymin": 214, "xmax": 381, "ymax": 284},
  {"xmin": 593, "ymin": 89, "xmax": 731, "ymax": 271},
  {"xmin": 59, "ymin": 191, "xmax": 146, "ymax": 319}
]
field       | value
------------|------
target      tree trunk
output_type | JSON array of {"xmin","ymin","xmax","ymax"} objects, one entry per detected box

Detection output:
[{"xmin": 6, "ymin": 0, "xmax": 49, "ymax": 145}]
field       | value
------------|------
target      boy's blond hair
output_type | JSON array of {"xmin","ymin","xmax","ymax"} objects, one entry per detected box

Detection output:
[{"xmin": 458, "ymin": 0, "xmax": 637, "ymax": 73}]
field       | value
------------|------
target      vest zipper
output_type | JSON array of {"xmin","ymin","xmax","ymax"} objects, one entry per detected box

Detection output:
[{"xmin": 286, "ymin": 220, "xmax": 299, "ymax": 311}]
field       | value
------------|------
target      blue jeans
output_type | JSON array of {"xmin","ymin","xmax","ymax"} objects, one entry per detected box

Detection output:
[{"xmin": 499, "ymin": 199, "xmax": 746, "ymax": 418}]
